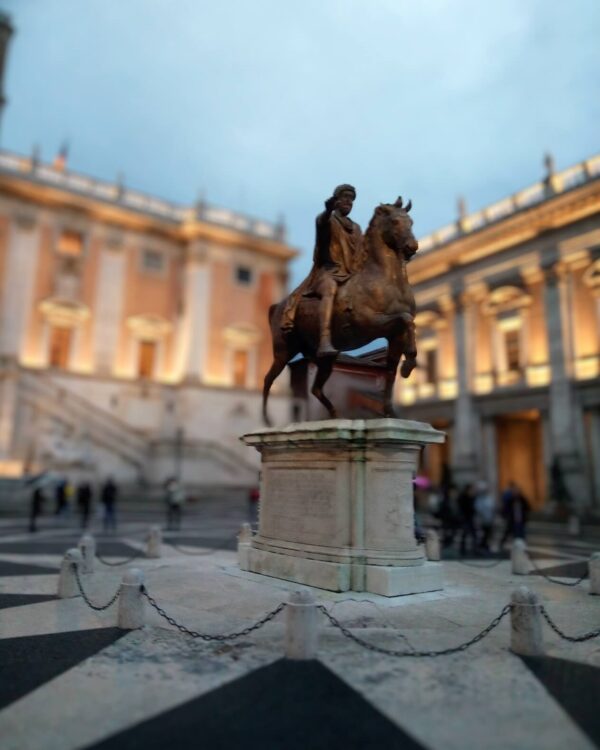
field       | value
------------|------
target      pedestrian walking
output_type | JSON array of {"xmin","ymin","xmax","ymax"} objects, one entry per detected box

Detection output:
[
  {"xmin": 101, "ymin": 477, "xmax": 118, "ymax": 533},
  {"xmin": 54, "ymin": 477, "xmax": 67, "ymax": 516},
  {"xmin": 77, "ymin": 481, "xmax": 93, "ymax": 529},
  {"xmin": 458, "ymin": 483, "xmax": 477, "ymax": 556},
  {"xmin": 29, "ymin": 484, "xmax": 45, "ymax": 532},
  {"xmin": 164, "ymin": 478, "xmax": 185, "ymax": 531},
  {"xmin": 474, "ymin": 481, "xmax": 495, "ymax": 552}
]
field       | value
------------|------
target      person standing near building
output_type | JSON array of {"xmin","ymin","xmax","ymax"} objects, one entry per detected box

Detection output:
[
  {"xmin": 458, "ymin": 483, "xmax": 477, "ymax": 556},
  {"xmin": 164, "ymin": 478, "xmax": 185, "ymax": 531},
  {"xmin": 54, "ymin": 477, "xmax": 67, "ymax": 516},
  {"xmin": 77, "ymin": 480, "xmax": 93, "ymax": 529},
  {"xmin": 29, "ymin": 480, "xmax": 46, "ymax": 533},
  {"xmin": 101, "ymin": 477, "xmax": 118, "ymax": 533},
  {"xmin": 474, "ymin": 481, "xmax": 495, "ymax": 553}
]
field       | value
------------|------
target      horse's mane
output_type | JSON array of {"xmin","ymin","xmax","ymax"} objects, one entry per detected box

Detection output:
[{"xmin": 353, "ymin": 203, "xmax": 397, "ymax": 272}]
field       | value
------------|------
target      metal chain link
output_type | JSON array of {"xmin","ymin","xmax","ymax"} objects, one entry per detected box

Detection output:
[
  {"xmin": 96, "ymin": 550, "xmax": 144, "ymax": 567},
  {"xmin": 141, "ymin": 585, "xmax": 286, "ymax": 640},
  {"xmin": 457, "ymin": 557, "xmax": 506, "ymax": 569},
  {"xmin": 166, "ymin": 535, "xmax": 237, "ymax": 556},
  {"xmin": 73, "ymin": 564, "xmax": 122, "ymax": 611},
  {"xmin": 540, "ymin": 605, "xmax": 600, "ymax": 642},
  {"xmin": 318, "ymin": 603, "xmax": 512, "ymax": 657},
  {"xmin": 529, "ymin": 556, "xmax": 587, "ymax": 587}
]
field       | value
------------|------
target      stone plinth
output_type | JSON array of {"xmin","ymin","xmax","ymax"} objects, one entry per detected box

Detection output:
[{"xmin": 240, "ymin": 419, "xmax": 444, "ymax": 597}]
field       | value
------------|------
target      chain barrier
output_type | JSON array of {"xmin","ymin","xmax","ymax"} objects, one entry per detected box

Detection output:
[
  {"xmin": 317, "ymin": 603, "xmax": 512, "ymax": 657},
  {"xmin": 73, "ymin": 564, "xmax": 122, "ymax": 611},
  {"xmin": 166, "ymin": 535, "xmax": 236, "ymax": 557},
  {"xmin": 140, "ymin": 585, "xmax": 286, "ymax": 640},
  {"xmin": 529, "ymin": 556, "xmax": 587, "ymax": 587},
  {"xmin": 96, "ymin": 549, "xmax": 145, "ymax": 567},
  {"xmin": 539, "ymin": 605, "xmax": 600, "ymax": 642},
  {"xmin": 457, "ymin": 557, "xmax": 506, "ymax": 569}
]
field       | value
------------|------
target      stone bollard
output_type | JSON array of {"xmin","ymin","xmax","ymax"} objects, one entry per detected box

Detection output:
[
  {"xmin": 118, "ymin": 568, "xmax": 145, "ymax": 629},
  {"xmin": 146, "ymin": 525, "xmax": 162, "ymax": 559},
  {"xmin": 589, "ymin": 552, "xmax": 600, "ymax": 596},
  {"xmin": 425, "ymin": 529, "xmax": 441, "ymax": 561},
  {"xmin": 78, "ymin": 534, "xmax": 96, "ymax": 574},
  {"xmin": 511, "ymin": 538, "xmax": 530, "ymax": 575},
  {"xmin": 285, "ymin": 590, "xmax": 319, "ymax": 660},
  {"xmin": 510, "ymin": 586, "xmax": 544, "ymax": 655},
  {"xmin": 237, "ymin": 522, "xmax": 253, "ymax": 570},
  {"xmin": 57, "ymin": 548, "xmax": 83, "ymax": 598},
  {"xmin": 567, "ymin": 515, "xmax": 581, "ymax": 537}
]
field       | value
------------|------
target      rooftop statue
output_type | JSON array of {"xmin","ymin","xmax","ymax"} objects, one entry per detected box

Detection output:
[{"xmin": 263, "ymin": 186, "xmax": 419, "ymax": 424}]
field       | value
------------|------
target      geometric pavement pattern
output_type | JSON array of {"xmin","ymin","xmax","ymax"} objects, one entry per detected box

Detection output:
[{"xmin": 0, "ymin": 518, "xmax": 598, "ymax": 749}]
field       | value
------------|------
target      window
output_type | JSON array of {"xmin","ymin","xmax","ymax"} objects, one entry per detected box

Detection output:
[
  {"xmin": 424, "ymin": 349, "xmax": 437, "ymax": 384},
  {"xmin": 57, "ymin": 230, "xmax": 83, "ymax": 257},
  {"xmin": 49, "ymin": 326, "xmax": 72, "ymax": 369},
  {"xmin": 142, "ymin": 249, "xmax": 165, "ymax": 273},
  {"xmin": 505, "ymin": 329, "xmax": 520, "ymax": 372},
  {"xmin": 233, "ymin": 349, "xmax": 249, "ymax": 387},
  {"xmin": 236, "ymin": 266, "xmax": 253, "ymax": 285},
  {"xmin": 138, "ymin": 340, "xmax": 156, "ymax": 379}
]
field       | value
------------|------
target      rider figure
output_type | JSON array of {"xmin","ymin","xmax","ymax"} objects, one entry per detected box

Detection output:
[{"xmin": 282, "ymin": 184, "xmax": 362, "ymax": 357}]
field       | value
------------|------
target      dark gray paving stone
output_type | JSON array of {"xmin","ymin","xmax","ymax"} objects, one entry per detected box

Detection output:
[
  {"xmin": 0, "ymin": 559, "xmax": 58, "ymax": 576},
  {"xmin": 522, "ymin": 655, "xmax": 600, "ymax": 746},
  {"xmin": 0, "ymin": 628, "xmax": 126, "ymax": 709},
  {"xmin": 0, "ymin": 540, "xmax": 139, "ymax": 557},
  {"xmin": 0, "ymin": 593, "xmax": 57, "ymax": 610},
  {"xmin": 86, "ymin": 659, "xmax": 423, "ymax": 750}
]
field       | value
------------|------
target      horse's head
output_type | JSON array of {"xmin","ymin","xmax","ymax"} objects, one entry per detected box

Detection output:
[{"xmin": 370, "ymin": 197, "xmax": 418, "ymax": 260}]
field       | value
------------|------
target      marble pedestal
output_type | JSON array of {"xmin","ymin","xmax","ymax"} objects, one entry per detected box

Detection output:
[{"xmin": 240, "ymin": 419, "xmax": 444, "ymax": 597}]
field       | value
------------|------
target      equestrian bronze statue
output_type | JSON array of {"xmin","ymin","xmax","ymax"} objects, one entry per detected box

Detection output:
[{"xmin": 263, "ymin": 186, "xmax": 419, "ymax": 424}]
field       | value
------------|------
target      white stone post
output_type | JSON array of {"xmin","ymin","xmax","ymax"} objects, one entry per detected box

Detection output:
[
  {"xmin": 78, "ymin": 534, "xmax": 96, "ymax": 574},
  {"xmin": 118, "ymin": 568, "xmax": 145, "ymax": 629},
  {"xmin": 511, "ymin": 539, "xmax": 530, "ymax": 575},
  {"xmin": 238, "ymin": 522, "xmax": 252, "ymax": 570},
  {"xmin": 425, "ymin": 529, "xmax": 441, "ymax": 561},
  {"xmin": 567, "ymin": 515, "xmax": 581, "ymax": 536},
  {"xmin": 589, "ymin": 552, "xmax": 600, "ymax": 596},
  {"xmin": 510, "ymin": 586, "xmax": 544, "ymax": 655},
  {"xmin": 146, "ymin": 525, "xmax": 162, "ymax": 559},
  {"xmin": 285, "ymin": 590, "xmax": 319, "ymax": 660},
  {"xmin": 57, "ymin": 548, "xmax": 83, "ymax": 598}
]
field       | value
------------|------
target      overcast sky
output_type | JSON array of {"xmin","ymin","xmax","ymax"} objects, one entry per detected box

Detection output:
[{"xmin": 3, "ymin": 0, "xmax": 599, "ymax": 283}]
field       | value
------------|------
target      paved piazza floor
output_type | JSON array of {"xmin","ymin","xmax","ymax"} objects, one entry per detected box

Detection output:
[{"xmin": 0, "ymin": 499, "xmax": 598, "ymax": 749}]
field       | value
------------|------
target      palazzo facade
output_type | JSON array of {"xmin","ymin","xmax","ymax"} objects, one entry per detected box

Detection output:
[
  {"xmin": 294, "ymin": 155, "xmax": 600, "ymax": 514},
  {"xmin": 0, "ymin": 150, "xmax": 296, "ymax": 489}
]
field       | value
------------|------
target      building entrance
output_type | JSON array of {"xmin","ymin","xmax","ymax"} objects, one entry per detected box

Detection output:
[{"xmin": 496, "ymin": 410, "xmax": 545, "ymax": 510}]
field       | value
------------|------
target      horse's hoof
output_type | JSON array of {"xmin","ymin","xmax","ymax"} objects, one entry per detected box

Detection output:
[
  {"xmin": 316, "ymin": 343, "xmax": 339, "ymax": 358},
  {"xmin": 400, "ymin": 359, "xmax": 416, "ymax": 378}
]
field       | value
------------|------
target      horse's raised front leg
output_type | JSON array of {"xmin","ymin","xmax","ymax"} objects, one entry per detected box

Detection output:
[
  {"xmin": 383, "ymin": 336, "xmax": 404, "ymax": 417},
  {"xmin": 399, "ymin": 312, "xmax": 417, "ymax": 378},
  {"xmin": 311, "ymin": 356, "xmax": 337, "ymax": 419}
]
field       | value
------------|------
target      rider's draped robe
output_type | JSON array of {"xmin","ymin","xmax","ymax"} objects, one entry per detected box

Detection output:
[{"xmin": 282, "ymin": 210, "xmax": 363, "ymax": 330}]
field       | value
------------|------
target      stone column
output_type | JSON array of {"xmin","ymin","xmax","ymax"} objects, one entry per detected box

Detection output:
[
  {"xmin": 93, "ymin": 244, "xmax": 126, "ymax": 375},
  {"xmin": 0, "ymin": 214, "xmax": 40, "ymax": 358},
  {"xmin": 174, "ymin": 241, "xmax": 211, "ymax": 381},
  {"xmin": 482, "ymin": 417, "xmax": 498, "ymax": 501},
  {"xmin": 450, "ymin": 289, "xmax": 478, "ymax": 486},
  {"xmin": 542, "ymin": 262, "xmax": 588, "ymax": 511}
]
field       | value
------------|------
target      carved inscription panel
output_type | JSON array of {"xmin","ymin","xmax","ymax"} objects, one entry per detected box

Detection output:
[{"xmin": 261, "ymin": 467, "xmax": 344, "ymax": 547}]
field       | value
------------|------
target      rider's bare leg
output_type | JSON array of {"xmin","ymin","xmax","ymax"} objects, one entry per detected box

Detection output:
[{"xmin": 316, "ymin": 277, "xmax": 339, "ymax": 358}]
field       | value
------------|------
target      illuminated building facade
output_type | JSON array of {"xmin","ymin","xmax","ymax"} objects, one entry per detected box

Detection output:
[
  {"xmin": 0, "ymin": 150, "xmax": 296, "ymax": 487},
  {"xmin": 294, "ymin": 155, "xmax": 600, "ymax": 513}
]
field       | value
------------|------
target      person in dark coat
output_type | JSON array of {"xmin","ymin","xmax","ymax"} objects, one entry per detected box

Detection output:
[
  {"xmin": 29, "ymin": 485, "xmax": 45, "ymax": 533},
  {"xmin": 77, "ymin": 481, "xmax": 93, "ymax": 529},
  {"xmin": 458, "ymin": 483, "xmax": 477, "ymax": 556},
  {"xmin": 101, "ymin": 477, "xmax": 118, "ymax": 533}
]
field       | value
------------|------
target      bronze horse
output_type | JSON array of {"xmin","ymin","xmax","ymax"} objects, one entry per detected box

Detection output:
[{"xmin": 262, "ymin": 198, "xmax": 419, "ymax": 424}]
